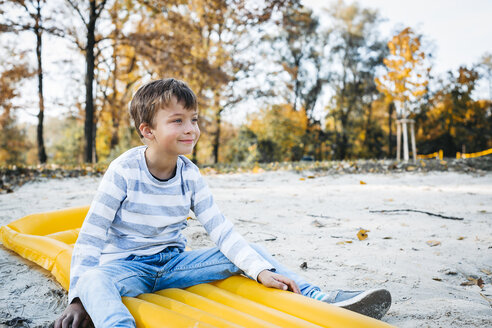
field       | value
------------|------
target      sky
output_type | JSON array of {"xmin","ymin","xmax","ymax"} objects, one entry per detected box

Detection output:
[{"xmin": 303, "ymin": 0, "xmax": 492, "ymax": 75}]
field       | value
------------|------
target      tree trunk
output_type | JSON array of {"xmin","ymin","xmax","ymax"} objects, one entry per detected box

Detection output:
[
  {"xmin": 110, "ymin": 36, "xmax": 119, "ymax": 150},
  {"xmin": 35, "ymin": 1, "xmax": 47, "ymax": 163},
  {"xmin": 192, "ymin": 144, "xmax": 198, "ymax": 164},
  {"xmin": 292, "ymin": 55, "xmax": 302, "ymax": 112},
  {"xmin": 388, "ymin": 102, "xmax": 394, "ymax": 158},
  {"xmin": 363, "ymin": 104, "xmax": 373, "ymax": 153},
  {"xmin": 110, "ymin": 118, "xmax": 120, "ymax": 150},
  {"xmin": 84, "ymin": 2, "xmax": 97, "ymax": 163},
  {"xmin": 396, "ymin": 120, "xmax": 401, "ymax": 161},
  {"xmin": 212, "ymin": 108, "xmax": 223, "ymax": 164},
  {"xmin": 339, "ymin": 114, "xmax": 348, "ymax": 160}
]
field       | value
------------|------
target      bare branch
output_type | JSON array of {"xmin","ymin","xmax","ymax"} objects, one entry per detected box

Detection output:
[
  {"xmin": 66, "ymin": 0, "xmax": 88, "ymax": 26},
  {"xmin": 369, "ymin": 209, "xmax": 464, "ymax": 221},
  {"xmin": 95, "ymin": 0, "xmax": 108, "ymax": 17}
]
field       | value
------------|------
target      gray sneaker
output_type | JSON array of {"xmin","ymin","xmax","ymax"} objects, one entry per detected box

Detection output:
[{"xmin": 323, "ymin": 289, "xmax": 391, "ymax": 319}]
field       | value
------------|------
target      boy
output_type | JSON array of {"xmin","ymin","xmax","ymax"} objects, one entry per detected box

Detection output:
[{"xmin": 55, "ymin": 78, "xmax": 391, "ymax": 328}]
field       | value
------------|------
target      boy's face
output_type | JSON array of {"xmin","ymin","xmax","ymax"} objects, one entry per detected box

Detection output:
[{"xmin": 140, "ymin": 96, "xmax": 200, "ymax": 157}]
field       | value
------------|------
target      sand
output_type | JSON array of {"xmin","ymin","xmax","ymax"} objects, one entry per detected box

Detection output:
[{"xmin": 0, "ymin": 171, "xmax": 491, "ymax": 327}]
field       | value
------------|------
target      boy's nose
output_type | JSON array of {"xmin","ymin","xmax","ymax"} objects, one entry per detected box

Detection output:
[{"xmin": 183, "ymin": 121, "xmax": 196, "ymax": 133}]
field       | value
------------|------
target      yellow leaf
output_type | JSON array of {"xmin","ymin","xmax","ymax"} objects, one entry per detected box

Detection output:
[
  {"xmin": 457, "ymin": 236, "xmax": 465, "ymax": 240},
  {"xmin": 360, "ymin": 180, "xmax": 367, "ymax": 185},
  {"xmin": 426, "ymin": 240, "xmax": 441, "ymax": 247},
  {"xmin": 357, "ymin": 229, "xmax": 370, "ymax": 241},
  {"xmin": 307, "ymin": 175, "xmax": 315, "ymax": 179},
  {"xmin": 336, "ymin": 240, "xmax": 353, "ymax": 245},
  {"xmin": 299, "ymin": 178, "xmax": 306, "ymax": 181}
]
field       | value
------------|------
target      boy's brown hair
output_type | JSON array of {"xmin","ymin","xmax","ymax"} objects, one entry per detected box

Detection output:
[{"xmin": 130, "ymin": 78, "xmax": 198, "ymax": 138}]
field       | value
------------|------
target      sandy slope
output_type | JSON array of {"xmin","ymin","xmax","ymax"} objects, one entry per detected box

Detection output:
[{"xmin": 0, "ymin": 171, "xmax": 491, "ymax": 327}]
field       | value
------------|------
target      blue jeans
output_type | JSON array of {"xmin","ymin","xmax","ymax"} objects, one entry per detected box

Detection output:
[{"xmin": 76, "ymin": 243, "xmax": 321, "ymax": 327}]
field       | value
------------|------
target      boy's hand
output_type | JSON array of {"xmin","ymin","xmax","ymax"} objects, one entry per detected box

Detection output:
[
  {"xmin": 257, "ymin": 270, "xmax": 301, "ymax": 294},
  {"xmin": 54, "ymin": 298, "xmax": 93, "ymax": 328}
]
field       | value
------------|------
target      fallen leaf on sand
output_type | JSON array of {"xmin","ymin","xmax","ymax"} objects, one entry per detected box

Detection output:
[
  {"xmin": 432, "ymin": 277, "xmax": 442, "ymax": 281},
  {"xmin": 457, "ymin": 236, "xmax": 465, "ymax": 240},
  {"xmin": 336, "ymin": 240, "xmax": 353, "ymax": 245},
  {"xmin": 357, "ymin": 229, "xmax": 370, "ymax": 241},
  {"xmin": 461, "ymin": 277, "xmax": 485, "ymax": 289},
  {"xmin": 307, "ymin": 175, "xmax": 315, "ymax": 179},
  {"xmin": 480, "ymin": 269, "xmax": 492, "ymax": 275},
  {"xmin": 299, "ymin": 178, "xmax": 306, "ymax": 181},
  {"xmin": 383, "ymin": 236, "xmax": 392, "ymax": 239},
  {"xmin": 426, "ymin": 240, "xmax": 441, "ymax": 247},
  {"xmin": 360, "ymin": 180, "xmax": 367, "ymax": 185}
]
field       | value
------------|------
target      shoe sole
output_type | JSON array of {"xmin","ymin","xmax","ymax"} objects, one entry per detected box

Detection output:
[{"xmin": 334, "ymin": 289, "xmax": 392, "ymax": 320}]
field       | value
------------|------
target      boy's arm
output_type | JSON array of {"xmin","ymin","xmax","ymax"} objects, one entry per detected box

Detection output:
[
  {"xmin": 68, "ymin": 164, "xmax": 127, "ymax": 304},
  {"xmin": 191, "ymin": 175, "xmax": 274, "ymax": 281}
]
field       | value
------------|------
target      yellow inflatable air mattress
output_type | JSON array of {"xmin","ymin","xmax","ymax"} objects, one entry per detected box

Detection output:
[{"xmin": 0, "ymin": 206, "xmax": 394, "ymax": 328}]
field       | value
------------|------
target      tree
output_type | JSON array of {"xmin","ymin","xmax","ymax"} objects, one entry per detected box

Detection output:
[
  {"xmin": 65, "ymin": 0, "xmax": 110, "ymax": 163},
  {"xmin": 95, "ymin": 0, "xmax": 141, "ymax": 161},
  {"xmin": 248, "ymin": 104, "xmax": 307, "ymax": 162},
  {"xmin": 418, "ymin": 66, "xmax": 491, "ymax": 155},
  {"xmin": 270, "ymin": 4, "xmax": 320, "ymax": 113},
  {"xmin": 477, "ymin": 52, "xmax": 492, "ymax": 112},
  {"xmin": 0, "ymin": 0, "xmax": 62, "ymax": 163},
  {"xmin": 0, "ymin": 52, "xmax": 32, "ymax": 164},
  {"xmin": 223, "ymin": 126, "xmax": 259, "ymax": 163},
  {"xmin": 375, "ymin": 27, "xmax": 430, "ymax": 116},
  {"xmin": 375, "ymin": 27, "xmax": 430, "ymax": 160},
  {"xmin": 325, "ymin": 0, "xmax": 386, "ymax": 159},
  {"xmin": 126, "ymin": 0, "xmax": 293, "ymax": 164}
]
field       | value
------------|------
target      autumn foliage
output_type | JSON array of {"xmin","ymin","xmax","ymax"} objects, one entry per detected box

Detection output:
[{"xmin": 0, "ymin": 0, "xmax": 490, "ymax": 167}]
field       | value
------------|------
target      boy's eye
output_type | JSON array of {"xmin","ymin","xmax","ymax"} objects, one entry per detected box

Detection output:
[
  {"xmin": 174, "ymin": 119, "xmax": 182, "ymax": 123},
  {"xmin": 192, "ymin": 117, "xmax": 199, "ymax": 122}
]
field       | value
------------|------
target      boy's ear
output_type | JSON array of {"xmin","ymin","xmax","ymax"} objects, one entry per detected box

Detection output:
[{"xmin": 139, "ymin": 123, "xmax": 154, "ymax": 140}]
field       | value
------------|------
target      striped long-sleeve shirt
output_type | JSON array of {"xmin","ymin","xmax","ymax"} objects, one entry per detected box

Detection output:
[{"xmin": 68, "ymin": 146, "xmax": 274, "ymax": 303}]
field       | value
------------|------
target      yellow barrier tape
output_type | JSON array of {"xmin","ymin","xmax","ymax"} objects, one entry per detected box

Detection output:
[
  {"xmin": 417, "ymin": 150, "xmax": 443, "ymax": 160},
  {"xmin": 456, "ymin": 148, "xmax": 492, "ymax": 159}
]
